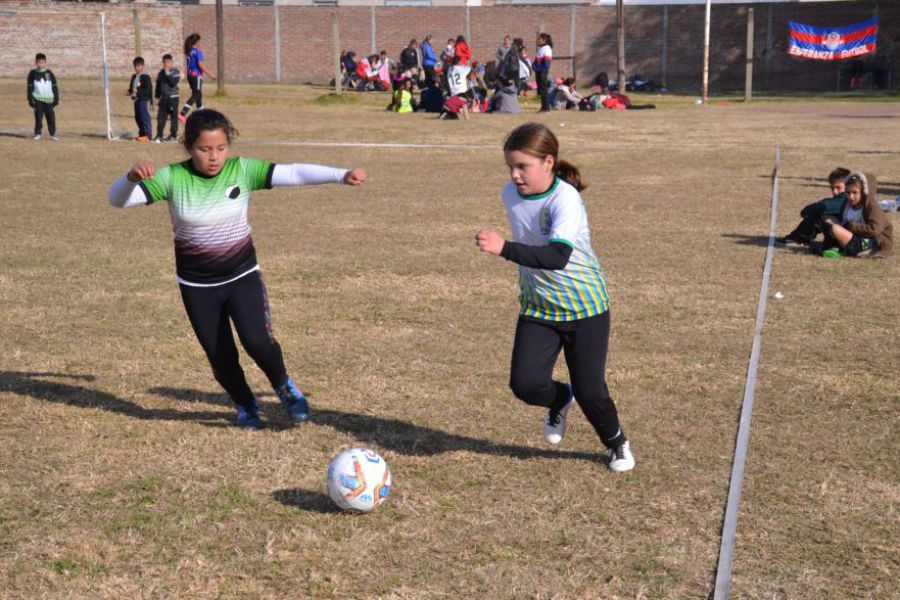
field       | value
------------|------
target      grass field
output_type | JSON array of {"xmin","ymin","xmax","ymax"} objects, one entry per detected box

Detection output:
[{"xmin": 1, "ymin": 79, "xmax": 898, "ymax": 599}]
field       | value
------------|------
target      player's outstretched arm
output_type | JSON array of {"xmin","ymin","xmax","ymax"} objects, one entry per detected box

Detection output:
[
  {"xmin": 109, "ymin": 160, "xmax": 155, "ymax": 208},
  {"xmin": 270, "ymin": 164, "xmax": 367, "ymax": 187}
]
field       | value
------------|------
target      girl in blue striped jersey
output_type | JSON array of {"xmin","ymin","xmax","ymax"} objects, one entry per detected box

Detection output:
[{"xmin": 475, "ymin": 123, "xmax": 634, "ymax": 472}]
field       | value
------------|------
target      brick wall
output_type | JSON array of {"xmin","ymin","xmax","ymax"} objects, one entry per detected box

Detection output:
[
  {"xmin": 0, "ymin": 1, "xmax": 183, "ymax": 82},
  {"xmin": 3, "ymin": 1, "xmax": 897, "ymax": 93}
]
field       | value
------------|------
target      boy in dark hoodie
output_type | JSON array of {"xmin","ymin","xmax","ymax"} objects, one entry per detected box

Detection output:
[
  {"xmin": 818, "ymin": 171, "xmax": 893, "ymax": 258},
  {"xmin": 27, "ymin": 53, "xmax": 59, "ymax": 141},
  {"xmin": 127, "ymin": 56, "xmax": 153, "ymax": 142},
  {"xmin": 154, "ymin": 54, "xmax": 181, "ymax": 143}
]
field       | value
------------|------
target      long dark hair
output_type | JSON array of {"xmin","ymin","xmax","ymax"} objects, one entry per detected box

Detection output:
[
  {"xmin": 183, "ymin": 33, "xmax": 201, "ymax": 57},
  {"xmin": 503, "ymin": 123, "xmax": 585, "ymax": 191},
  {"xmin": 182, "ymin": 109, "xmax": 238, "ymax": 150},
  {"xmin": 537, "ymin": 33, "xmax": 553, "ymax": 48}
]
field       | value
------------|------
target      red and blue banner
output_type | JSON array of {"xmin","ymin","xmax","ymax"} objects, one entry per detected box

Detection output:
[{"xmin": 788, "ymin": 17, "xmax": 878, "ymax": 61}]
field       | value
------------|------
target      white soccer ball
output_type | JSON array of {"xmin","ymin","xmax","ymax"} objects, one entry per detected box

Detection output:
[{"xmin": 326, "ymin": 448, "xmax": 391, "ymax": 512}]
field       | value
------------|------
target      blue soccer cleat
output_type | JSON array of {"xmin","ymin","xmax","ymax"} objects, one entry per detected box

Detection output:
[
  {"xmin": 235, "ymin": 397, "xmax": 261, "ymax": 430},
  {"xmin": 275, "ymin": 378, "xmax": 309, "ymax": 423}
]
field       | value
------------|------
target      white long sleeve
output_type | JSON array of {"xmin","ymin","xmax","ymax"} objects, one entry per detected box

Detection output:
[
  {"xmin": 270, "ymin": 164, "xmax": 347, "ymax": 187},
  {"xmin": 108, "ymin": 174, "xmax": 148, "ymax": 208}
]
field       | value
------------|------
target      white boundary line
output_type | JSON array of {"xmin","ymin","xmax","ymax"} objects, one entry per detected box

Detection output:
[
  {"xmin": 243, "ymin": 139, "xmax": 497, "ymax": 150},
  {"xmin": 713, "ymin": 146, "xmax": 780, "ymax": 600}
]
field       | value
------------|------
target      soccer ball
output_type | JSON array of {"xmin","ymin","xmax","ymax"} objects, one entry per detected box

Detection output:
[{"xmin": 326, "ymin": 448, "xmax": 391, "ymax": 512}]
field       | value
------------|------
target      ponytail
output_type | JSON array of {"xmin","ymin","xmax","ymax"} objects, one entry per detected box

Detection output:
[
  {"xmin": 554, "ymin": 159, "xmax": 585, "ymax": 192},
  {"xmin": 183, "ymin": 33, "xmax": 200, "ymax": 58}
]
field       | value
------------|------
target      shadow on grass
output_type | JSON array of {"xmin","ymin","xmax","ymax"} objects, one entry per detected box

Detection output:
[
  {"xmin": 0, "ymin": 371, "xmax": 233, "ymax": 427},
  {"xmin": 150, "ymin": 387, "xmax": 601, "ymax": 462},
  {"xmin": 721, "ymin": 233, "xmax": 772, "ymax": 247},
  {"xmin": 148, "ymin": 386, "xmax": 296, "ymax": 431},
  {"xmin": 271, "ymin": 488, "xmax": 342, "ymax": 513}
]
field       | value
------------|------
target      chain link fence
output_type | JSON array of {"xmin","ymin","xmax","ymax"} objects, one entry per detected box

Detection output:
[{"xmin": 596, "ymin": 0, "xmax": 894, "ymax": 94}]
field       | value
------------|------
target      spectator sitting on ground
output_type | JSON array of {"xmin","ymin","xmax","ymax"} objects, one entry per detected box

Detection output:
[
  {"xmin": 420, "ymin": 80, "xmax": 445, "ymax": 113},
  {"xmin": 777, "ymin": 167, "xmax": 851, "ymax": 247},
  {"xmin": 355, "ymin": 54, "xmax": 383, "ymax": 90},
  {"xmin": 468, "ymin": 61, "xmax": 488, "ymax": 107},
  {"xmin": 377, "ymin": 50, "xmax": 394, "ymax": 90},
  {"xmin": 487, "ymin": 78, "xmax": 520, "ymax": 114},
  {"xmin": 553, "ymin": 77, "xmax": 584, "ymax": 110},
  {"xmin": 340, "ymin": 51, "xmax": 358, "ymax": 89},
  {"xmin": 439, "ymin": 94, "xmax": 469, "ymax": 121},
  {"xmin": 391, "ymin": 78, "xmax": 417, "ymax": 113},
  {"xmin": 816, "ymin": 171, "xmax": 893, "ymax": 258}
]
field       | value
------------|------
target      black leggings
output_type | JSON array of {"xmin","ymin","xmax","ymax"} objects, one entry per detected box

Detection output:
[
  {"xmin": 509, "ymin": 311, "xmax": 625, "ymax": 448},
  {"xmin": 185, "ymin": 74, "xmax": 203, "ymax": 110},
  {"xmin": 179, "ymin": 271, "xmax": 288, "ymax": 407}
]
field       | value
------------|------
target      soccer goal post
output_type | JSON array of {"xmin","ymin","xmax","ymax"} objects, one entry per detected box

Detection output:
[{"xmin": 101, "ymin": 12, "xmax": 116, "ymax": 140}]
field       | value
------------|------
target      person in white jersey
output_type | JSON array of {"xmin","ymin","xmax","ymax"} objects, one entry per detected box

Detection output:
[
  {"xmin": 447, "ymin": 55, "xmax": 471, "ymax": 98},
  {"xmin": 475, "ymin": 123, "xmax": 634, "ymax": 472},
  {"xmin": 108, "ymin": 109, "xmax": 367, "ymax": 430}
]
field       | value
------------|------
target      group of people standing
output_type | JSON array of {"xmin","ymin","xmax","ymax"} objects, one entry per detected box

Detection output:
[
  {"xmin": 126, "ymin": 33, "xmax": 217, "ymax": 142},
  {"xmin": 27, "ymin": 33, "xmax": 215, "ymax": 143}
]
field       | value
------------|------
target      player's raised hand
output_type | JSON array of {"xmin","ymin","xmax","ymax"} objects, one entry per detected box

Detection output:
[
  {"xmin": 127, "ymin": 160, "xmax": 156, "ymax": 183},
  {"xmin": 475, "ymin": 229, "xmax": 505, "ymax": 255},
  {"xmin": 343, "ymin": 168, "xmax": 367, "ymax": 186}
]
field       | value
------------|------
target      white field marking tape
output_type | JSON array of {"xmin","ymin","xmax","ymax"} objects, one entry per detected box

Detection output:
[
  {"xmin": 243, "ymin": 139, "xmax": 497, "ymax": 150},
  {"xmin": 713, "ymin": 146, "xmax": 781, "ymax": 600}
]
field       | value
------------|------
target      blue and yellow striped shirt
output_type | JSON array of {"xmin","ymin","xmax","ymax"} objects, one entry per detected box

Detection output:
[{"xmin": 502, "ymin": 177, "xmax": 610, "ymax": 321}]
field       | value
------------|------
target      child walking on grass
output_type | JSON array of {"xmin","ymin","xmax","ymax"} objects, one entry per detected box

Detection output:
[
  {"xmin": 179, "ymin": 33, "xmax": 216, "ymax": 123},
  {"xmin": 475, "ymin": 123, "xmax": 634, "ymax": 472},
  {"xmin": 108, "ymin": 109, "xmax": 367, "ymax": 429}
]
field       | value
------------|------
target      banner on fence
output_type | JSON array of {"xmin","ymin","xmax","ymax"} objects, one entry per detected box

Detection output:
[{"xmin": 788, "ymin": 17, "xmax": 878, "ymax": 61}]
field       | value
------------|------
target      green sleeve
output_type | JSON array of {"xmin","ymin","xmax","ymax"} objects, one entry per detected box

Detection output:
[
  {"xmin": 140, "ymin": 165, "xmax": 172, "ymax": 203},
  {"xmin": 241, "ymin": 158, "xmax": 274, "ymax": 191}
]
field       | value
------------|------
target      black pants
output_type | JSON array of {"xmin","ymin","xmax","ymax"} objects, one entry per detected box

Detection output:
[
  {"xmin": 183, "ymin": 75, "xmax": 203, "ymax": 112},
  {"xmin": 179, "ymin": 271, "xmax": 288, "ymax": 408},
  {"xmin": 156, "ymin": 96, "xmax": 179, "ymax": 138},
  {"xmin": 536, "ymin": 70, "xmax": 550, "ymax": 111},
  {"xmin": 423, "ymin": 65, "xmax": 436, "ymax": 87},
  {"xmin": 787, "ymin": 215, "xmax": 824, "ymax": 243},
  {"xmin": 33, "ymin": 102, "xmax": 56, "ymax": 136},
  {"xmin": 509, "ymin": 311, "xmax": 625, "ymax": 448}
]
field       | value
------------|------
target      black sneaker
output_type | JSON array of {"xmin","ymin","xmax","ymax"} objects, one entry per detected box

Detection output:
[
  {"xmin": 776, "ymin": 235, "xmax": 806, "ymax": 247},
  {"xmin": 164, "ymin": 135, "xmax": 178, "ymax": 143}
]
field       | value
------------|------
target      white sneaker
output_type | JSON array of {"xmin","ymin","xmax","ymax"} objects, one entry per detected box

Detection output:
[
  {"xmin": 606, "ymin": 440, "xmax": 635, "ymax": 472},
  {"xmin": 32, "ymin": 134, "xmax": 41, "ymax": 140},
  {"xmin": 543, "ymin": 384, "xmax": 575, "ymax": 445},
  {"xmin": 49, "ymin": 135, "xmax": 58, "ymax": 141}
]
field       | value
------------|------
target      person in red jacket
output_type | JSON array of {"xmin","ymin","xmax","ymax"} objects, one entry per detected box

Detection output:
[{"xmin": 455, "ymin": 35, "xmax": 471, "ymax": 66}]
